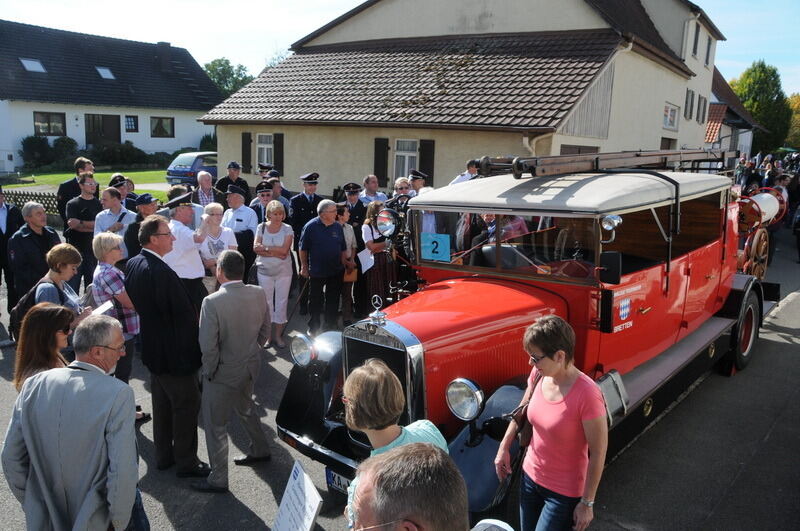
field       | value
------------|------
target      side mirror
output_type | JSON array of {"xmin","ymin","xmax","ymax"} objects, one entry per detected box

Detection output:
[{"xmin": 599, "ymin": 251, "xmax": 622, "ymax": 285}]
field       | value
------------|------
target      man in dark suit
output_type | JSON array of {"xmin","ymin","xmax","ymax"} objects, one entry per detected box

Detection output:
[
  {"xmin": 8, "ymin": 202, "xmax": 61, "ymax": 301},
  {"xmin": 124, "ymin": 215, "xmax": 209, "ymax": 479},
  {"xmin": 0, "ymin": 187, "xmax": 25, "ymax": 311},
  {"xmin": 56, "ymin": 157, "xmax": 95, "ymax": 225},
  {"xmin": 290, "ymin": 173, "xmax": 323, "ymax": 314},
  {"xmin": 109, "ymin": 173, "xmax": 137, "ymax": 211},
  {"xmin": 215, "ymin": 161, "xmax": 252, "ymax": 206},
  {"xmin": 193, "ymin": 250, "xmax": 272, "ymax": 493}
]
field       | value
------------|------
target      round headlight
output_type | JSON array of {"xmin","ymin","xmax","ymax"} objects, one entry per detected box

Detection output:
[
  {"xmin": 601, "ymin": 214, "xmax": 622, "ymax": 231},
  {"xmin": 446, "ymin": 378, "xmax": 485, "ymax": 421},
  {"xmin": 376, "ymin": 208, "xmax": 399, "ymax": 238},
  {"xmin": 290, "ymin": 334, "xmax": 315, "ymax": 367}
]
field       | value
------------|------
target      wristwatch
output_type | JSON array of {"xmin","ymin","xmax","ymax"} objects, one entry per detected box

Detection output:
[{"xmin": 580, "ymin": 498, "xmax": 595, "ymax": 508}]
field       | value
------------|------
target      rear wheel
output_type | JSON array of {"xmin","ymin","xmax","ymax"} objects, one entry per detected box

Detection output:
[{"xmin": 731, "ymin": 291, "xmax": 759, "ymax": 370}]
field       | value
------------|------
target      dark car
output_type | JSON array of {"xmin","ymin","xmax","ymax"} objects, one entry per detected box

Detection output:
[{"xmin": 165, "ymin": 151, "xmax": 217, "ymax": 187}]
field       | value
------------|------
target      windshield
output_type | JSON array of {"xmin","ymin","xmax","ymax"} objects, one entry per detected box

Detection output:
[
  {"xmin": 170, "ymin": 153, "xmax": 199, "ymax": 168},
  {"xmin": 411, "ymin": 210, "xmax": 598, "ymax": 281}
]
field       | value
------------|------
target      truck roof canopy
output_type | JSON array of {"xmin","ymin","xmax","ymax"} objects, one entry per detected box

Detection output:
[{"xmin": 409, "ymin": 171, "xmax": 731, "ymax": 216}]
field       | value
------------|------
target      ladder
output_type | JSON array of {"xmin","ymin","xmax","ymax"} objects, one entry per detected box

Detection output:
[{"xmin": 473, "ymin": 149, "xmax": 739, "ymax": 179}]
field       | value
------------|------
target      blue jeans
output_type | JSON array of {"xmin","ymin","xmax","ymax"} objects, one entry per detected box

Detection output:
[
  {"xmin": 520, "ymin": 473, "xmax": 580, "ymax": 531},
  {"xmin": 123, "ymin": 488, "xmax": 150, "ymax": 531}
]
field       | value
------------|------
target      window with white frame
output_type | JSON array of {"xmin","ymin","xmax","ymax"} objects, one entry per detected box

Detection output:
[
  {"xmin": 256, "ymin": 134, "xmax": 274, "ymax": 165},
  {"xmin": 663, "ymin": 103, "xmax": 679, "ymax": 131},
  {"xmin": 394, "ymin": 139, "xmax": 418, "ymax": 179}
]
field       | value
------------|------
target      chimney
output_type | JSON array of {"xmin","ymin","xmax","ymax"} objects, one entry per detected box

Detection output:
[{"xmin": 156, "ymin": 41, "xmax": 171, "ymax": 73}]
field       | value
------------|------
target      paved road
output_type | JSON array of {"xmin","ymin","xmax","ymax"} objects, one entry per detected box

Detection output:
[{"xmin": 0, "ymin": 230, "xmax": 797, "ymax": 530}]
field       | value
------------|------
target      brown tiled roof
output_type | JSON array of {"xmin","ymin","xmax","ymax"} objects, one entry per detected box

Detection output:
[
  {"xmin": 201, "ymin": 30, "xmax": 621, "ymax": 130},
  {"xmin": 711, "ymin": 67, "xmax": 762, "ymax": 130},
  {"xmin": 705, "ymin": 103, "xmax": 726, "ymax": 142}
]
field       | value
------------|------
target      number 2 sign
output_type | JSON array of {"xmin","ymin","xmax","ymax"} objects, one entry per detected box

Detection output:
[{"xmin": 421, "ymin": 233, "xmax": 450, "ymax": 262}]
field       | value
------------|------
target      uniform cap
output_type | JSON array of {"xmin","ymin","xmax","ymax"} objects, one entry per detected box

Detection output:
[
  {"xmin": 299, "ymin": 172, "xmax": 319, "ymax": 184},
  {"xmin": 134, "ymin": 193, "xmax": 158, "ymax": 206},
  {"xmin": 163, "ymin": 192, "xmax": 193, "ymax": 209},
  {"xmin": 225, "ymin": 184, "xmax": 247, "ymax": 196},
  {"xmin": 227, "ymin": 161, "xmax": 241, "ymax": 169}
]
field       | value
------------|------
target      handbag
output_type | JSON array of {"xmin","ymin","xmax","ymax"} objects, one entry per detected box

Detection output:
[{"xmin": 508, "ymin": 371, "xmax": 543, "ymax": 448}]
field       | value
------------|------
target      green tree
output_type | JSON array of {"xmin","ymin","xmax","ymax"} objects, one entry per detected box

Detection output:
[
  {"xmin": 730, "ymin": 60, "xmax": 791, "ymax": 153},
  {"xmin": 786, "ymin": 93, "xmax": 800, "ymax": 149},
  {"xmin": 203, "ymin": 58, "xmax": 254, "ymax": 99}
]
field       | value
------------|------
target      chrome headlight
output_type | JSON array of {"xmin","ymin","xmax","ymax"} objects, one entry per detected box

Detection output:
[
  {"xmin": 446, "ymin": 378, "xmax": 485, "ymax": 421},
  {"xmin": 376, "ymin": 208, "xmax": 399, "ymax": 238},
  {"xmin": 290, "ymin": 334, "xmax": 315, "ymax": 367},
  {"xmin": 601, "ymin": 214, "xmax": 622, "ymax": 231}
]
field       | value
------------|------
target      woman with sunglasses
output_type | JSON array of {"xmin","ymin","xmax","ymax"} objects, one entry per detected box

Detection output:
[
  {"xmin": 494, "ymin": 315, "xmax": 608, "ymax": 531},
  {"xmin": 392, "ymin": 177, "xmax": 411, "ymax": 197},
  {"xmin": 12, "ymin": 303, "xmax": 73, "ymax": 391},
  {"xmin": 342, "ymin": 358, "xmax": 447, "ymax": 527}
]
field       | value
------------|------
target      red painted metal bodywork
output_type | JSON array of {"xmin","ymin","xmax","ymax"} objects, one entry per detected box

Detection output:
[{"xmin": 389, "ymin": 200, "xmax": 742, "ymax": 437}]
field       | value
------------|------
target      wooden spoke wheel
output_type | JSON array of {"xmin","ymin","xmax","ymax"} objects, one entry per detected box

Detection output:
[{"xmin": 742, "ymin": 228, "xmax": 769, "ymax": 280}]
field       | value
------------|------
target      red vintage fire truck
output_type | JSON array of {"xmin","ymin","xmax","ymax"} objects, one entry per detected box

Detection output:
[{"xmin": 276, "ymin": 149, "xmax": 781, "ymax": 520}]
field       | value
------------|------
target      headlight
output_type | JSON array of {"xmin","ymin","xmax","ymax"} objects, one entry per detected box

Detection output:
[
  {"xmin": 376, "ymin": 208, "xmax": 399, "ymax": 238},
  {"xmin": 290, "ymin": 334, "xmax": 315, "ymax": 367},
  {"xmin": 446, "ymin": 378, "xmax": 484, "ymax": 421},
  {"xmin": 601, "ymin": 214, "xmax": 622, "ymax": 231}
]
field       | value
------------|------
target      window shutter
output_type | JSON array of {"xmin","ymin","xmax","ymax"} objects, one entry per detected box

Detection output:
[
  {"xmin": 241, "ymin": 132, "xmax": 252, "ymax": 173},
  {"xmin": 419, "ymin": 139, "xmax": 435, "ymax": 186},
  {"xmin": 373, "ymin": 138, "xmax": 390, "ymax": 187},
  {"xmin": 273, "ymin": 133, "xmax": 284, "ymax": 174}
]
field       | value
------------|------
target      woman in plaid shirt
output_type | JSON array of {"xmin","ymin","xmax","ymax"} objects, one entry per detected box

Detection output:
[{"xmin": 92, "ymin": 232, "xmax": 148, "ymax": 422}]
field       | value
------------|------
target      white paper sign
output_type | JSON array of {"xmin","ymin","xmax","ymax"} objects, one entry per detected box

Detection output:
[
  {"xmin": 357, "ymin": 247, "xmax": 374, "ymax": 274},
  {"xmin": 273, "ymin": 460, "xmax": 323, "ymax": 531},
  {"xmin": 91, "ymin": 300, "xmax": 114, "ymax": 316}
]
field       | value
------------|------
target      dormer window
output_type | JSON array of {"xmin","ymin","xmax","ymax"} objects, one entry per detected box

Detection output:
[
  {"xmin": 96, "ymin": 67, "xmax": 115, "ymax": 80},
  {"xmin": 20, "ymin": 58, "xmax": 46, "ymax": 73}
]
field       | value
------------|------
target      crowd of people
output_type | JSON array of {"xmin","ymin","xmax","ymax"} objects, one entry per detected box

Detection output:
[{"xmin": 0, "ymin": 154, "xmax": 659, "ymax": 530}]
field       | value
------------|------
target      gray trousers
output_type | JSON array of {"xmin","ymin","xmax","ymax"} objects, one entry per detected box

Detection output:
[
  {"xmin": 202, "ymin": 376, "xmax": 271, "ymax": 488},
  {"xmin": 151, "ymin": 371, "xmax": 201, "ymax": 472}
]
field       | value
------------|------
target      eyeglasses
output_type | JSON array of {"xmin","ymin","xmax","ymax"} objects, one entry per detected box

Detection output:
[
  {"xmin": 99, "ymin": 344, "xmax": 126, "ymax": 353},
  {"xmin": 396, "ymin": 186, "xmax": 409, "ymax": 191},
  {"xmin": 153, "ymin": 232, "xmax": 172, "ymax": 237},
  {"xmin": 352, "ymin": 520, "xmax": 405, "ymax": 530},
  {"xmin": 528, "ymin": 351, "xmax": 549, "ymax": 364},
  {"xmin": 259, "ymin": 192, "xmax": 272, "ymax": 196}
]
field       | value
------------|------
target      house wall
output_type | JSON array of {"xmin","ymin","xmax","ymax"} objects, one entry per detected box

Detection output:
[
  {"xmin": 0, "ymin": 101, "xmax": 14, "ymax": 173},
  {"xmin": 217, "ymin": 124, "xmax": 527, "ymax": 195},
  {"xmin": 305, "ymin": 0, "xmax": 607, "ymax": 47},
  {"xmin": 640, "ymin": 0, "xmax": 692, "ymax": 57},
  {"xmin": 1, "ymin": 101, "xmax": 213, "ymax": 171},
  {"xmin": 551, "ymin": 48, "xmax": 709, "ymax": 154}
]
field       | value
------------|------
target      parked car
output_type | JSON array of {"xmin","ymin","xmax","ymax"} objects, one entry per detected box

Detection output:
[
  {"xmin": 276, "ymin": 149, "xmax": 780, "ymax": 523},
  {"xmin": 165, "ymin": 151, "xmax": 217, "ymax": 187}
]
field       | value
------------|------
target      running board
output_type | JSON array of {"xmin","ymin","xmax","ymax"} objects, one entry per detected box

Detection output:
[{"xmin": 621, "ymin": 316, "xmax": 735, "ymax": 413}]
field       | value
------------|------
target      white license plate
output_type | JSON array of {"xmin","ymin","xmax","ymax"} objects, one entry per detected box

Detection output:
[{"xmin": 325, "ymin": 467, "xmax": 351, "ymax": 494}]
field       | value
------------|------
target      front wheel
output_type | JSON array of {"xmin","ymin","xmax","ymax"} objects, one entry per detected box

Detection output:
[{"xmin": 731, "ymin": 291, "xmax": 760, "ymax": 370}]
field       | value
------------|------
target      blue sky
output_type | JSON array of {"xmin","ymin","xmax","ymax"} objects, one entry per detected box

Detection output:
[{"xmin": 2, "ymin": 0, "xmax": 797, "ymax": 95}]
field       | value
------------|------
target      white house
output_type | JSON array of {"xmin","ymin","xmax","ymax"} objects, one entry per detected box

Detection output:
[
  {"xmin": 0, "ymin": 19, "xmax": 222, "ymax": 172},
  {"xmin": 704, "ymin": 67, "xmax": 761, "ymax": 165},
  {"xmin": 203, "ymin": 0, "xmax": 729, "ymax": 195}
]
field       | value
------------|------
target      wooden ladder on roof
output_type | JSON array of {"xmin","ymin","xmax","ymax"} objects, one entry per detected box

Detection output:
[{"xmin": 473, "ymin": 149, "xmax": 739, "ymax": 179}]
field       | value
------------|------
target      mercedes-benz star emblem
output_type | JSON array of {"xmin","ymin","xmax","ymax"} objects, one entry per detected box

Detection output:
[{"xmin": 371, "ymin": 295, "xmax": 383, "ymax": 310}]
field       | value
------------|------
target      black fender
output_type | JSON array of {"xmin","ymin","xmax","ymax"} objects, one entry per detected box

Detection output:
[
  {"xmin": 718, "ymin": 273, "xmax": 762, "ymax": 325},
  {"xmin": 449, "ymin": 381, "xmax": 526, "ymax": 514},
  {"xmin": 276, "ymin": 331, "xmax": 343, "ymax": 442}
]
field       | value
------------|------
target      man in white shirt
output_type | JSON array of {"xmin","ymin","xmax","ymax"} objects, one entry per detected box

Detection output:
[
  {"xmin": 449, "ymin": 160, "xmax": 478, "ymax": 186},
  {"xmin": 221, "ymin": 185, "xmax": 258, "ymax": 279},
  {"xmin": 94, "ymin": 187, "xmax": 136, "ymax": 258},
  {"xmin": 359, "ymin": 174, "xmax": 388, "ymax": 205},
  {"xmin": 164, "ymin": 192, "xmax": 208, "ymax": 309}
]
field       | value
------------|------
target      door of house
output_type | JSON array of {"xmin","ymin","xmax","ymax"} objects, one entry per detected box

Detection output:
[{"xmin": 85, "ymin": 114, "xmax": 121, "ymax": 146}]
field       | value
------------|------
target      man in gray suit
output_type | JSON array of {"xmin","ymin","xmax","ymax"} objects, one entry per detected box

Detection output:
[
  {"xmin": 2, "ymin": 315, "xmax": 141, "ymax": 530},
  {"xmin": 192, "ymin": 250, "xmax": 272, "ymax": 493}
]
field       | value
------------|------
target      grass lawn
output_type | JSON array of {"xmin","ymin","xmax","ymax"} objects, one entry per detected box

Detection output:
[{"xmin": 5, "ymin": 169, "xmax": 167, "ymax": 187}]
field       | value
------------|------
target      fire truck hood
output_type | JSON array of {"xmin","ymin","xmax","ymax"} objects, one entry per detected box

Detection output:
[{"xmin": 383, "ymin": 277, "xmax": 567, "ymax": 347}]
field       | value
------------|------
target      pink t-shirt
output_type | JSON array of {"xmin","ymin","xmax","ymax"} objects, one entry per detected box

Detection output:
[{"xmin": 522, "ymin": 368, "xmax": 606, "ymax": 497}]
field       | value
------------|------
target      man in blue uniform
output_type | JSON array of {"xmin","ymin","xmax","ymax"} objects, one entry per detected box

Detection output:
[{"xmin": 299, "ymin": 199, "xmax": 347, "ymax": 334}]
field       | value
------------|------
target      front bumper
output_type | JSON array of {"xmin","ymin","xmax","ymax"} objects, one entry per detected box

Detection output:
[{"xmin": 277, "ymin": 425, "xmax": 359, "ymax": 478}]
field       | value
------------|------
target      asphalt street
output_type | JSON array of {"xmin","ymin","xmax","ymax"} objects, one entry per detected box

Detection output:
[{"xmin": 0, "ymin": 229, "xmax": 797, "ymax": 530}]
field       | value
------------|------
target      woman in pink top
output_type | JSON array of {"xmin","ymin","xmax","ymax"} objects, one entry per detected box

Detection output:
[{"xmin": 495, "ymin": 315, "xmax": 608, "ymax": 531}]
